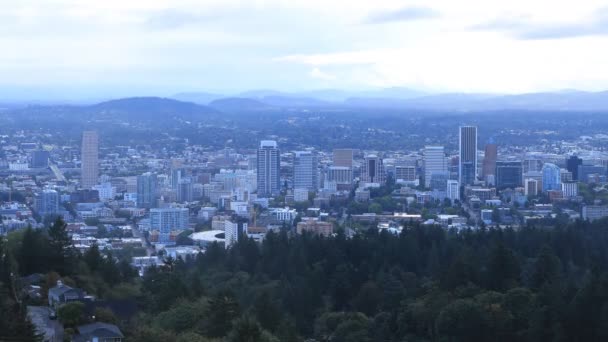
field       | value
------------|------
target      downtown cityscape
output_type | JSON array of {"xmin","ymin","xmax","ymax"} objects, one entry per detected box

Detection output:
[{"xmin": 4, "ymin": 0, "xmax": 608, "ymax": 341}]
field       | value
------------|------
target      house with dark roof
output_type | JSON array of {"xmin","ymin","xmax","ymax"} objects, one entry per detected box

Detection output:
[
  {"xmin": 48, "ymin": 280, "xmax": 86, "ymax": 309},
  {"xmin": 72, "ymin": 322, "xmax": 124, "ymax": 342}
]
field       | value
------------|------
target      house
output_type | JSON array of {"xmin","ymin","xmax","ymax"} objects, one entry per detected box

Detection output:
[
  {"xmin": 48, "ymin": 281, "xmax": 86, "ymax": 309},
  {"xmin": 72, "ymin": 322, "xmax": 124, "ymax": 342}
]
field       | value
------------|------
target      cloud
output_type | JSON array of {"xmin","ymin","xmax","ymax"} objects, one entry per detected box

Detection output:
[
  {"xmin": 309, "ymin": 67, "xmax": 336, "ymax": 81},
  {"xmin": 144, "ymin": 9, "xmax": 223, "ymax": 30},
  {"xmin": 365, "ymin": 6, "xmax": 439, "ymax": 24},
  {"xmin": 473, "ymin": 7, "xmax": 608, "ymax": 40}
]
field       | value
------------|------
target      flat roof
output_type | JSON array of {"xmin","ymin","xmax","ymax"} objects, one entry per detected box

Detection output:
[{"xmin": 189, "ymin": 230, "xmax": 225, "ymax": 242}]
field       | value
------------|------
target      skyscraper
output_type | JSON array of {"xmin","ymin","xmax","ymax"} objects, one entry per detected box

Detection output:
[
  {"xmin": 81, "ymin": 131, "xmax": 99, "ymax": 189},
  {"xmin": 424, "ymin": 146, "xmax": 447, "ymax": 188},
  {"xmin": 459, "ymin": 126, "xmax": 478, "ymax": 186},
  {"xmin": 293, "ymin": 151, "xmax": 318, "ymax": 192},
  {"xmin": 257, "ymin": 140, "xmax": 281, "ymax": 197},
  {"xmin": 31, "ymin": 150, "xmax": 50, "ymax": 168},
  {"xmin": 150, "ymin": 207, "xmax": 189, "ymax": 244},
  {"xmin": 177, "ymin": 178, "xmax": 193, "ymax": 202},
  {"xmin": 137, "ymin": 172, "xmax": 157, "ymax": 209},
  {"xmin": 482, "ymin": 140, "xmax": 497, "ymax": 181},
  {"xmin": 495, "ymin": 161, "xmax": 523, "ymax": 189},
  {"xmin": 542, "ymin": 163, "xmax": 561, "ymax": 192},
  {"xmin": 35, "ymin": 189, "xmax": 59, "ymax": 217},
  {"xmin": 361, "ymin": 154, "xmax": 385, "ymax": 184},
  {"xmin": 333, "ymin": 149, "xmax": 353, "ymax": 168},
  {"xmin": 566, "ymin": 156, "xmax": 582, "ymax": 181}
]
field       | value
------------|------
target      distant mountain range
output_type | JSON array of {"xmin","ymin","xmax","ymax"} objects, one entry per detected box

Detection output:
[
  {"xmin": 168, "ymin": 89, "xmax": 608, "ymax": 111},
  {"xmin": 5, "ymin": 89, "xmax": 608, "ymax": 115}
]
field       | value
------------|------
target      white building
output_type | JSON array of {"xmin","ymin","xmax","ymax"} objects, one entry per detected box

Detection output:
[
  {"xmin": 447, "ymin": 180, "xmax": 460, "ymax": 201},
  {"xmin": 93, "ymin": 183, "xmax": 116, "ymax": 202},
  {"xmin": 225, "ymin": 221, "xmax": 246, "ymax": 249},
  {"xmin": 561, "ymin": 182, "xmax": 578, "ymax": 198},
  {"xmin": 582, "ymin": 205, "xmax": 608, "ymax": 221},
  {"xmin": 269, "ymin": 207, "xmax": 298, "ymax": 222}
]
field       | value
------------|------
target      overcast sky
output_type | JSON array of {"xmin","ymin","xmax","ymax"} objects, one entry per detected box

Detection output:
[{"xmin": 2, "ymin": 0, "xmax": 608, "ymax": 99}]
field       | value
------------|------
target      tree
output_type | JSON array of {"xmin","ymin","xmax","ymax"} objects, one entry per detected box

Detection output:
[
  {"xmin": 83, "ymin": 244, "xmax": 103, "ymax": 272},
  {"xmin": 203, "ymin": 291, "xmax": 240, "ymax": 337},
  {"xmin": 254, "ymin": 291, "xmax": 282, "ymax": 332},
  {"xmin": 58, "ymin": 302, "xmax": 86, "ymax": 327},
  {"xmin": 486, "ymin": 244, "xmax": 520, "ymax": 291},
  {"xmin": 226, "ymin": 316, "xmax": 279, "ymax": 342},
  {"xmin": 93, "ymin": 307, "xmax": 117, "ymax": 324},
  {"xmin": 531, "ymin": 246, "xmax": 562, "ymax": 289},
  {"xmin": 436, "ymin": 299, "xmax": 489, "ymax": 342},
  {"xmin": 47, "ymin": 217, "xmax": 75, "ymax": 275}
]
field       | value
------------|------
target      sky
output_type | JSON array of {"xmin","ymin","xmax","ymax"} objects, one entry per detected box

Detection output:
[{"xmin": 2, "ymin": 0, "xmax": 608, "ymax": 100}]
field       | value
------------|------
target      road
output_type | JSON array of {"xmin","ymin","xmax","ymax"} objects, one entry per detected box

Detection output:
[{"xmin": 27, "ymin": 306, "xmax": 63, "ymax": 342}]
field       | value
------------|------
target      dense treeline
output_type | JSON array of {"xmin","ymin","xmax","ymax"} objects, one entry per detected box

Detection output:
[
  {"xmin": 5, "ymin": 218, "xmax": 608, "ymax": 341},
  {"xmin": 0, "ymin": 218, "xmax": 139, "ymax": 341},
  {"xmin": 128, "ymin": 219, "xmax": 608, "ymax": 342}
]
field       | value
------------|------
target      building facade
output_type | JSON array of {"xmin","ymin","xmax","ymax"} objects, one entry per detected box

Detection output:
[
  {"xmin": 424, "ymin": 146, "xmax": 447, "ymax": 188},
  {"xmin": 150, "ymin": 207, "xmax": 189, "ymax": 244},
  {"xmin": 459, "ymin": 126, "xmax": 478, "ymax": 186},
  {"xmin": 81, "ymin": 131, "xmax": 99, "ymax": 189},
  {"xmin": 257, "ymin": 140, "xmax": 281, "ymax": 197},
  {"xmin": 542, "ymin": 163, "xmax": 561, "ymax": 192},
  {"xmin": 360, "ymin": 154, "xmax": 385, "ymax": 184},
  {"xmin": 293, "ymin": 151, "xmax": 318, "ymax": 192},
  {"xmin": 137, "ymin": 172, "xmax": 157, "ymax": 209}
]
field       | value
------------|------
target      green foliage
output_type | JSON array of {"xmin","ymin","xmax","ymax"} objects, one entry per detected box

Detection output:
[{"xmin": 58, "ymin": 302, "xmax": 86, "ymax": 327}]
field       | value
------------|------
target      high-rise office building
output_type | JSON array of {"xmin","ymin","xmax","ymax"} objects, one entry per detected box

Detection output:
[
  {"xmin": 150, "ymin": 207, "xmax": 189, "ymax": 244},
  {"xmin": 81, "ymin": 131, "xmax": 99, "ymax": 189},
  {"xmin": 257, "ymin": 140, "xmax": 281, "ymax": 197},
  {"xmin": 566, "ymin": 156, "xmax": 583, "ymax": 181},
  {"xmin": 361, "ymin": 154, "xmax": 385, "ymax": 184},
  {"xmin": 177, "ymin": 178, "xmax": 193, "ymax": 202},
  {"xmin": 459, "ymin": 126, "xmax": 478, "ymax": 186},
  {"xmin": 31, "ymin": 150, "xmax": 50, "ymax": 168},
  {"xmin": 424, "ymin": 146, "xmax": 447, "ymax": 188},
  {"xmin": 482, "ymin": 141, "xmax": 497, "ymax": 181},
  {"xmin": 35, "ymin": 189, "xmax": 59, "ymax": 217},
  {"xmin": 395, "ymin": 165, "xmax": 417, "ymax": 182},
  {"xmin": 333, "ymin": 149, "xmax": 353, "ymax": 168},
  {"xmin": 542, "ymin": 163, "xmax": 561, "ymax": 192},
  {"xmin": 293, "ymin": 151, "xmax": 318, "ymax": 192},
  {"xmin": 495, "ymin": 161, "xmax": 523, "ymax": 189},
  {"xmin": 577, "ymin": 164, "xmax": 607, "ymax": 184},
  {"xmin": 525, "ymin": 178, "xmax": 539, "ymax": 196},
  {"xmin": 137, "ymin": 172, "xmax": 157, "ymax": 208},
  {"xmin": 171, "ymin": 168, "xmax": 183, "ymax": 191},
  {"xmin": 523, "ymin": 159, "xmax": 543, "ymax": 173},
  {"xmin": 224, "ymin": 220, "xmax": 247, "ymax": 249}
]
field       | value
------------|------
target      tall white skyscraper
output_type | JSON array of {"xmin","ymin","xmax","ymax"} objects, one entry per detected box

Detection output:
[
  {"xmin": 293, "ymin": 151, "xmax": 318, "ymax": 192},
  {"xmin": 424, "ymin": 146, "xmax": 447, "ymax": 188},
  {"xmin": 257, "ymin": 140, "xmax": 281, "ymax": 197},
  {"xmin": 81, "ymin": 131, "xmax": 99, "ymax": 189},
  {"xmin": 459, "ymin": 126, "xmax": 478, "ymax": 186}
]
